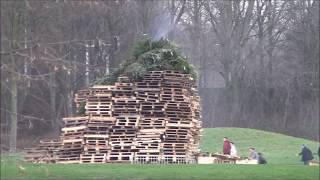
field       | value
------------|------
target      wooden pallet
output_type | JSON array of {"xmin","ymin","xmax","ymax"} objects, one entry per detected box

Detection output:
[
  {"xmin": 63, "ymin": 116, "xmax": 89, "ymax": 127},
  {"xmin": 108, "ymin": 152, "xmax": 134, "ymax": 162},
  {"xmin": 115, "ymin": 115, "xmax": 140, "ymax": 127},
  {"xmin": 80, "ymin": 153, "xmax": 107, "ymax": 163},
  {"xmin": 24, "ymin": 139, "xmax": 62, "ymax": 163}
]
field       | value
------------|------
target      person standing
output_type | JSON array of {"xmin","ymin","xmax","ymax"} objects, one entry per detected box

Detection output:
[
  {"xmin": 223, "ymin": 137, "xmax": 231, "ymax": 155},
  {"xmin": 299, "ymin": 144, "xmax": 314, "ymax": 165},
  {"xmin": 230, "ymin": 141, "xmax": 238, "ymax": 157}
]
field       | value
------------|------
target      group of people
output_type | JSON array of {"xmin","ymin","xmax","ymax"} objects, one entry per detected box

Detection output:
[
  {"xmin": 223, "ymin": 137, "xmax": 267, "ymax": 164},
  {"xmin": 222, "ymin": 137, "xmax": 319, "ymax": 165},
  {"xmin": 223, "ymin": 137, "xmax": 238, "ymax": 157}
]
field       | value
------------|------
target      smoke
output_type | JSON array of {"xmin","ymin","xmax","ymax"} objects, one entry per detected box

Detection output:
[{"xmin": 152, "ymin": 14, "xmax": 173, "ymax": 41}]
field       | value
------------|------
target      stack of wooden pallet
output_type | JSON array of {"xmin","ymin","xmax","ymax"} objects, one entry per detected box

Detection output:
[
  {"xmin": 58, "ymin": 116, "xmax": 88, "ymax": 163},
  {"xmin": 108, "ymin": 115, "xmax": 138, "ymax": 162},
  {"xmin": 80, "ymin": 86, "xmax": 114, "ymax": 163},
  {"xmin": 80, "ymin": 117, "xmax": 114, "ymax": 163},
  {"xmin": 25, "ymin": 70, "xmax": 201, "ymax": 164},
  {"xmin": 24, "ymin": 139, "xmax": 61, "ymax": 163}
]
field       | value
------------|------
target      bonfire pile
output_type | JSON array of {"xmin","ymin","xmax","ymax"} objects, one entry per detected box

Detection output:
[{"xmin": 24, "ymin": 39, "xmax": 202, "ymax": 164}]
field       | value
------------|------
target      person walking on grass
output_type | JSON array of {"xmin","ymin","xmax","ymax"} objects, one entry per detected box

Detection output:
[
  {"xmin": 223, "ymin": 137, "xmax": 231, "ymax": 155},
  {"xmin": 230, "ymin": 141, "xmax": 238, "ymax": 157},
  {"xmin": 299, "ymin": 144, "xmax": 313, "ymax": 165}
]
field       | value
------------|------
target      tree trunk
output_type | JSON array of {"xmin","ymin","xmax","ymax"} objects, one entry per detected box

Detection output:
[
  {"xmin": 8, "ymin": 1, "xmax": 24, "ymax": 153},
  {"xmin": 66, "ymin": 69, "xmax": 73, "ymax": 116},
  {"xmin": 266, "ymin": 2, "xmax": 274, "ymax": 125},
  {"xmin": 105, "ymin": 51, "xmax": 110, "ymax": 76},
  {"xmin": 283, "ymin": 82, "xmax": 290, "ymax": 130},
  {"xmin": 256, "ymin": 2, "xmax": 265, "ymax": 127},
  {"xmin": 49, "ymin": 68, "xmax": 57, "ymax": 131},
  {"xmin": 9, "ymin": 62, "xmax": 18, "ymax": 153},
  {"xmin": 191, "ymin": 0, "xmax": 201, "ymax": 87},
  {"xmin": 108, "ymin": 36, "xmax": 119, "ymax": 72},
  {"xmin": 85, "ymin": 42, "xmax": 90, "ymax": 86}
]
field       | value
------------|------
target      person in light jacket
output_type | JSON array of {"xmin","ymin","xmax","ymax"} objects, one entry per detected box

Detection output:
[
  {"xmin": 248, "ymin": 147, "xmax": 258, "ymax": 160},
  {"xmin": 230, "ymin": 141, "xmax": 238, "ymax": 157}
]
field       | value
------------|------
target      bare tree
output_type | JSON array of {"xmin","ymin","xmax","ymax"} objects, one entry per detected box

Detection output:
[
  {"xmin": 204, "ymin": 0, "xmax": 256, "ymax": 125},
  {"xmin": 1, "ymin": 0, "xmax": 319, "ymax": 152}
]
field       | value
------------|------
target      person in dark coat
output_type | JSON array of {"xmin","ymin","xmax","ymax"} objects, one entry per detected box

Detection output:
[
  {"xmin": 299, "ymin": 144, "xmax": 314, "ymax": 165},
  {"xmin": 160, "ymin": 132, "xmax": 166, "ymax": 142},
  {"xmin": 258, "ymin": 152, "xmax": 267, "ymax": 164},
  {"xmin": 223, "ymin": 137, "xmax": 231, "ymax": 155}
]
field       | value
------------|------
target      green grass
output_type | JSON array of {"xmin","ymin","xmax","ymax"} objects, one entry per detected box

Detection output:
[
  {"xmin": 1, "ymin": 163, "xmax": 319, "ymax": 180},
  {"xmin": 1, "ymin": 128, "xmax": 319, "ymax": 180}
]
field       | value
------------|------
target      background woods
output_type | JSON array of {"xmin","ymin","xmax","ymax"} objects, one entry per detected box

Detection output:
[{"xmin": 1, "ymin": 0, "xmax": 319, "ymax": 152}]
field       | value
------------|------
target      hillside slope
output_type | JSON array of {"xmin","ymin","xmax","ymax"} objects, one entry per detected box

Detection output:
[{"xmin": 200, "ymin": 128, "xmax": 319, "ymax": 164}]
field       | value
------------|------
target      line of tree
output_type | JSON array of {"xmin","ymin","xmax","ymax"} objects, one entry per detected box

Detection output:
[{"xmin": 1, "ymin": 0, "xmax": 319, "ymax": 153}]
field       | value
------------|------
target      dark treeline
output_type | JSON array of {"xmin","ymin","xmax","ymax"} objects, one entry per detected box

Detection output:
[{"xmin": 1, "ymin": 0, "xmax": 319, "ymax": 152}]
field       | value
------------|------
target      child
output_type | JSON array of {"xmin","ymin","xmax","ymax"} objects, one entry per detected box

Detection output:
[{"xmin": 230, "ymin": 141, "xmax": 238, "ymax": 157}]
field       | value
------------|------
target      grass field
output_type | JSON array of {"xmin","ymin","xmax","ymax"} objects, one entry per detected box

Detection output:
[{"xmin": 1, "ymin": 128, "xmax": 319, "ymax": 180}]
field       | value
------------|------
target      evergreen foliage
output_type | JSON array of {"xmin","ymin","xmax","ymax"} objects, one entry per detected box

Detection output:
[
  {"xmin": 78, "ymin": 101, "xmax": 86, "ymax": 116},
  {"xmin": 95, "ymin": 38, "xmax": 197, "ymax": 85}
]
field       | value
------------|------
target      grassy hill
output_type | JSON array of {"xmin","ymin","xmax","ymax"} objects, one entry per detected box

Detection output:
[
  {"xmin": 201, "ymin": 128, "xmax": 319, "ymax": 164},
  {"xmin": 1, "ymin": 128, "xmax": 319, "ymax": 180}
]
